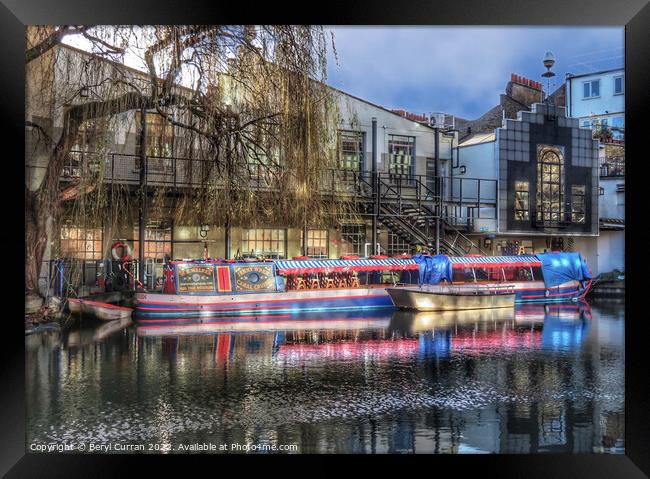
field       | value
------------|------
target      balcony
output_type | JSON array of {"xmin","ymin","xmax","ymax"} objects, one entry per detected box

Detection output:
[
  {"xmin": 599, "ymin": 156, "xmax": 625, "ymax": 178},
  {"xmin": 59, "ymin": 151, "xmax": 498, "ymax": 224}
]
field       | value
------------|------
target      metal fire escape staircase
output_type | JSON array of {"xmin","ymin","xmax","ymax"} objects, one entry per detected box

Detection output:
[{"xmin": 354, "ymin": 172, "xmax": 488, "ymax": 257}]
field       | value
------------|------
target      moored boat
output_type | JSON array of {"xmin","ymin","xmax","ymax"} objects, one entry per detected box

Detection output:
[
  {"xmin": 386, "ymin": 285, "xmax": 516, "ymax": 311},
  {"xmin": 68, "ymin": 298, "xmax": 132, "ymax": 321},
  {"xmin": 132, "ymin": 252, "xmax": 592, "ymax": 323}
]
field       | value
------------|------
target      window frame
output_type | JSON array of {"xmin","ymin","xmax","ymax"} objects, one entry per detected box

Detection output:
[
  {"xmin": 387, "ymin": 134, "xmax": 416, "ymax": 179},
  {"xmin": 241, "ymin": 228, "xmax": 287, "ymax": 259},
  {"xmin": 338, "ymin": 130, "xmax": 365, "ymax": 172},
  {"xmin": 340, "ymin": 223, "xmax": 367, "ymax": 256},
  {"xmin": 514, "ymin": 180, "xmax": 530, "ymax": 221},
  {"xmin": 131, "ymin": 224, "xmax": 173, "ymax": 261},
  {"xmin": 387, "ymin": 231, "xmax": 410, "ymax": 255},
  {"xmin": 613, "ymin": 75, "xmax": 624, "ymax": 95},
  {"xmin": 301, "ymin": 228, "xmax": 329, "ymax": 259},
  {"xmin": 60, "ymin": 226, "xmax": 103, "ymax": 260},
  {"xmin": 582, "ymin": 79, "xmax": 601, "ymax": 99},
  {"xmin": 536, "ymin": 145, "xmax": 565, "ymax": 223},
  {"xmin": 135, "ymin": 111, "xmax": 175, "ymax": 159},
  {"xmin": 570, "ymin": 185, "xmax": 586, "ymax": 224}
]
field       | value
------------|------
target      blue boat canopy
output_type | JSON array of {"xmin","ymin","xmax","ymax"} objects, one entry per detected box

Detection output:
[
  {"xmin": 412, "ymin": 254, "xmax": 453, "ymax": 285},
  {"xmin": 536, "ymin": 252, "xmax": 592, "ymax": 288}
]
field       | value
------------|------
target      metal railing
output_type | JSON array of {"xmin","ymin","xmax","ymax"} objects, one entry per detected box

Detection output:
[
  {"xmin": 61, "ymin": 150, "xmax": 498, "ymax": 204},
  {"xmin": 41, "ymin": 258, "xmax": 155, "ymax": 298},
  {"xmin": 59, "ymin": 150, "xmax": 498, "ymax": 257}
]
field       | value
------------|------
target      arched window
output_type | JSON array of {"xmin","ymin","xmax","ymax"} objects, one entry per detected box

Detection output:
[{"xmin": 536, "ymin": 145, "xmax": 565, "ymax": 222}]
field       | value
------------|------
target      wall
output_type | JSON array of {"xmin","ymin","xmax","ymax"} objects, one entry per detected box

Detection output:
[
  {"xmin": 498, "ymin": 103, "xmax": 599, "ymax": 236},
  {"xmin": 599, "ymin": 177, "xmax": 625, "ymax": 220},
  {"xmin": 596, "ymin": 231, "xmax": 625, "ymax": 274},
  {"xmin": 455, "ymin": 140, "xmax": 498, "ymax": 232},
  {"xmin": 567, "ymin": 70, "xmax": 625, "ymax": 120},
  {"xmin": 336, "ymin": 92, "xmax": 438, "ymax": 177}
]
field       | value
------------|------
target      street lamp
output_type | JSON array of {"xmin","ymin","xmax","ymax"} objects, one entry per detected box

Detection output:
[{"xmin": 541, "ymin": 51, "xmax": 556, "ymax": 104}]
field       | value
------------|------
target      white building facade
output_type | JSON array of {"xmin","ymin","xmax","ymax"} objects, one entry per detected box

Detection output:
[{"xmin": 566, "ymin": 68, "xmax": 625, "ymax": 276}]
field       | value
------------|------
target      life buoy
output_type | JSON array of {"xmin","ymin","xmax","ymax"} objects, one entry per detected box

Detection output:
[{"xmin": 111, "ymin": 241, "xmax": 133, "ymax": 261}]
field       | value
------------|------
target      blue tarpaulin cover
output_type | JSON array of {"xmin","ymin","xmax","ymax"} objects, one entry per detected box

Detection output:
[
  {"xmin": 536, "ymin": 252, "xmax": 592, "ymax": 288},
  {"xmin": 412, "ymin": 254, "xmax": 453, "ymax": 285}
]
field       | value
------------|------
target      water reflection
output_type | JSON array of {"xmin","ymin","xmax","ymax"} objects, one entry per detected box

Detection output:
[{"xmin": 26, "ymin": 301, "xmax": 624, "ymax": 454}]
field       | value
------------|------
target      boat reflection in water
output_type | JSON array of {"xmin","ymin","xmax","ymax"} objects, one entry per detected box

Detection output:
[
  {"xmin": 134, "ymin": 301, "xmax": 593, "ymax": 363},
  {"xmin": 27, "ymin": 300, "xmax": 621, "ymax": 454}
]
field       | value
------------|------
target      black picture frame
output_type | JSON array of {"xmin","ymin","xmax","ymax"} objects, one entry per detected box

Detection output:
[{"xmin": 3, "ymin": 0, "xmax": 648, "ymax": 476}]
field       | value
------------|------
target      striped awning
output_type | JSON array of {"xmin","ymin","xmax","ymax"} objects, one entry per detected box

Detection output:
[
  {"xmin": 274, "ymin": 258, "xmax": 419, "ymax": 275},
  {"xmin": 448, "ymin": 255, "xmax": 541, "ymax": 269}
]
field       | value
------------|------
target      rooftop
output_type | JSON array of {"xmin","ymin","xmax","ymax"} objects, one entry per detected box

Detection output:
[{"xmin": 459, "ymin": 132, "xmax": 496, "ymax": 147}]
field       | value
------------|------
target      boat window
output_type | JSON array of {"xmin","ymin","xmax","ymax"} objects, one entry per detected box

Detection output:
[
  {"xmin": 452, "ymin": 268, "xmax": 475, "ymax": 283},
  {"xmin": 510, "ymin": 266, "xmax": 532, "ymax": 281}
]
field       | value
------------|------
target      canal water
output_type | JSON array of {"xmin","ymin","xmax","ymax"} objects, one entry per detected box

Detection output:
[{"xmin": 25, "ymin": 300, "xmax": 624, "ymax": 454}]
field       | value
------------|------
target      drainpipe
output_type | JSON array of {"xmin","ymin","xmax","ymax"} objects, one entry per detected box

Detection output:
[
  {"xmin": 302, "ymin": 221, "xmax": 309, "ymax": 257},
  {"xmin": 224, "ymin": 217, "xmax": 231, "ymax": 259},
  {"xmin": 434, "ymin": 127, "xmax": 440, "ymax": 254},
  {"xmin": 371, "ymin": 117, "xmax": 378, "ymax": 255}
]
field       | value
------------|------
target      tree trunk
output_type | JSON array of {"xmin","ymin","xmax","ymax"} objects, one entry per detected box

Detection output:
[{"xmin": 25, "ymin": 190, "xmax": 50, "ymax": 297}]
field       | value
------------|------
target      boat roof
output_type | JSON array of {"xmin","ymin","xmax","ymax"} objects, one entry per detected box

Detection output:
[
  {"xmin": 169, "ymin": 255, "xmax": 543, "ymax": 273},
  {"xmin": 448, "ymin": 255, "xmax": 541, "ymax": 268},
  {"xmin": 274, "ymin": 258, "xmax": 419, "ymax": 275}
]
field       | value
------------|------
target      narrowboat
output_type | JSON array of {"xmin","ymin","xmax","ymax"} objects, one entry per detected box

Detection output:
[{"xmin": 132, "ymin": 252, "xmax": 592, "ymax": 324}]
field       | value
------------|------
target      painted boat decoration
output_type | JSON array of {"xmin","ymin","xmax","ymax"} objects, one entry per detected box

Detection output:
[
  {"xmin": 386, "ymin": 285, "xmax": 516, "ymax": 311},
  {"xmin": 133, "ymin": 252, "xmax": 592, "ymax": 323},
  {"xmin": 68, "ymin": 298, "xmax": 132, "ymax": 321}
]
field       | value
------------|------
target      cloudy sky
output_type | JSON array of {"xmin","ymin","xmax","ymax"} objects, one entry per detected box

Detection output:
[{"xmin": 325, "ymin": 26, "xmax": 624, "ymax": 120}]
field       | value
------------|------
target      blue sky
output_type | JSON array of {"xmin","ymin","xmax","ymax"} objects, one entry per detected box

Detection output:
[{"xmin": 325, "ymin": 26, "xmax": 624, "ymax": 120}]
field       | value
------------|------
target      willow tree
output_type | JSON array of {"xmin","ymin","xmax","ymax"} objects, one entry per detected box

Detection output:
[{"xmin": 25, "ymin": 25, "xmax": 350, "ymax": 300}]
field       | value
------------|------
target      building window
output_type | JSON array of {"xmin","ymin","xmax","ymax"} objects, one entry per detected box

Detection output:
[
  {"xmin": 536, "ymin": 145, "xmax": 565, "ymax": 222},
  {"xmin": 135, "ymin": 111, "xmax": 174, "ymax": 158},
  {"xmin": 514, "ymin": 181, "xmax": 530, "ymax": 221},
  {"xmin": 338, "ymin": 131, "xmax": 364, "ymax": 171},
  {"xmin": 340, "ymin": 223, "xmax": 366, "ymax": 256},
  {"xmin": 60, "ymin": 226, "xmax": 103, "ymax": 260},
  {"xmin": 387, "ymin": 231, "xmax": 410, "ymax": 255},
  {"xmin": 388, "ymin": 135, "xmax": 415, "ymax": 178},
  {"xmin": 614, "ymin": 76, "xmax": 624, "ymax": 95},
  {"xmin": 242, "ymin": 228, "xmax": 286, "ymax": 259},
  {"xmin": 583, "ymin": 80, "xmax": 600, "ymax": 99},
  {"xmin": 571, "ymin": 185, "xmax": 586, "ymax": 224},
  {"xmin": 301, "ymin": 229, "xmax": 329, "ymax": 258},
  {"xmin": 132, "ymin": 224, "xmax": 172, "ymax": 261}
]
